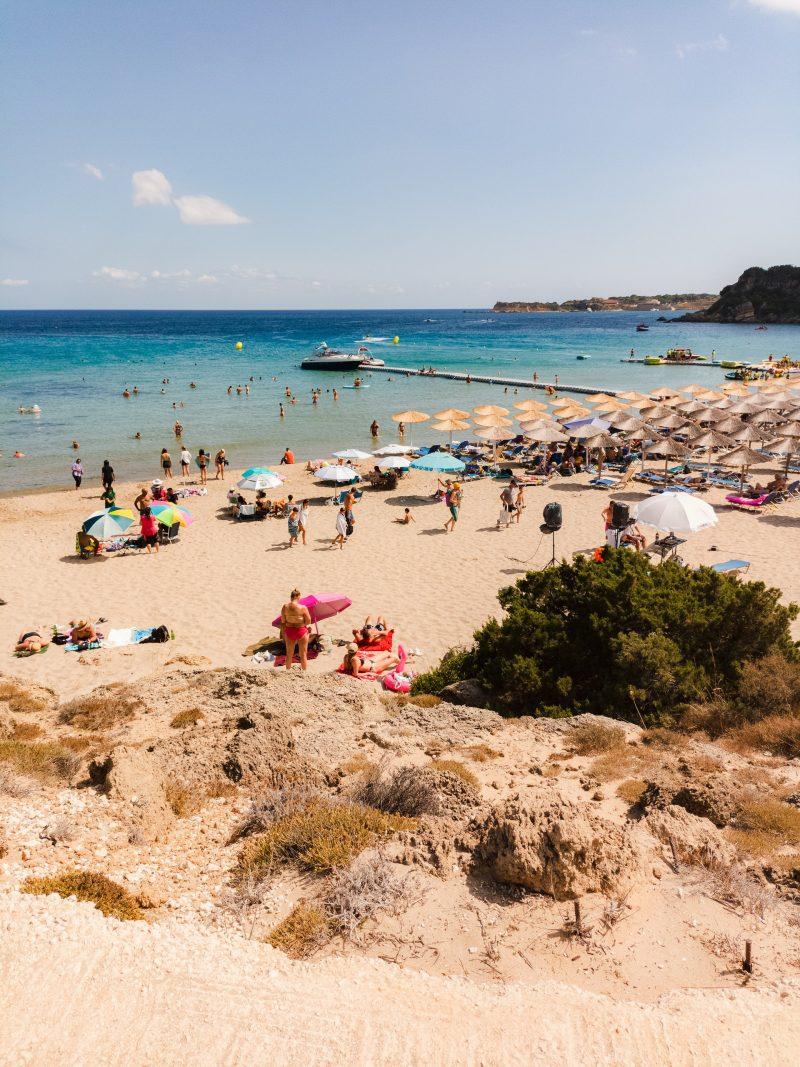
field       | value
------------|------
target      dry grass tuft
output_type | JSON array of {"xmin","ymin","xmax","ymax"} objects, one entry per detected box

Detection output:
[
  {"xmin": 239, "ymin": 802, "xmax": 415, "ymax": 878},
  {"xmin": 228, "ymin": 783, "xmax": 322, "ymax": 844},
  {"xmin": 0, "ymin": 678, "xmax": 52, "ymax": 715},
  {"xmin": 571, "ymin": 720, "xmax": 627, "ymax": 756},
  {"xmin": 324, "ymin": 854, "xmax": 409, "ymax": 941},
  {"xmin": 266, "ymin": 902, "xmax": 331, "ymax": 958},
  {"xmin": 616, "ymin": 779, "xmax": 647, "ymax": 806},
  {"xmin": 733, "ymin": 802, "xmax": 800, "ymax": 849},
  {"xmin": 462, "ymin": 743, "xmax": 502, "ymax": 763},
  {"xmin": 589, "ymin": 749, "xmax": 635, "ymax": 783},
  {"xmin": 0, "ymin": 739, "xmax": 79, "ymax": 781},
  {"xmin": 542, "ymin": 762, "xmax": 562, "ymax": 778},
  {"xmin": 687, "ymin": 862, "xmax": 775, "ymax": 919},
  {"xmin": 59, "ymin": 733, "xmax": 107, "ymax": 754},
  {"xmin": 11, "ymin": 721, "xmax": 42, "ymax": 741},
  {"xmin": 169, "ymin": 708, "xmax": 205, "ymax": 729},
  {"xmin": 206, "ymin": 778, "xmax": 238, "ymax": 799},
  {"xmin": 642, "ymin": 728, "xmax": 685, "ymax": 749},
  {"xmin": 21, "ymin": 870, "xmax": 143, "ymax": 921},
  {"xmin": 354, "ymin": 764, "xmax": 440, "ymax": 817},
  {"xmin": 0, "ymin": 768, "xmax": 33, "ymax": 797},
  {"xmin": 59, "ymin": 685, "xmax": 143, "ymax": 731},
  {"xmin": 339, "ymin": 753, "xmax": 377, "ymax": 776},
  {"xmin": 165, "ymin": 782, "xmax": 202, "ymax": 818},
  {"xmin": 427, "ymin": 760, "xmax": 479, "ymax": 789},
  {"xmin": 727, "ymin": 715, "xmax": 800, "ymax": 759}
]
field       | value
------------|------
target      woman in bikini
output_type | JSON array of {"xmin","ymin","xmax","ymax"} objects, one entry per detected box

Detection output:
[
  {"xmin": 341, "ymin": 643, "xmax": 399, "ymax": 677},
  {"xmin": 15, "ymin": 630, "xmax": 48, "ymax": 654},
  {"xmin": 280, "ymin": 588, "xmax": 312, "ymax": 670}
]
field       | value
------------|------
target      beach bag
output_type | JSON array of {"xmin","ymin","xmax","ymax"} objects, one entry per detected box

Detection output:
[{"xmin": 141, "ymin": 625, "xmax": 170, "ymax": 644}]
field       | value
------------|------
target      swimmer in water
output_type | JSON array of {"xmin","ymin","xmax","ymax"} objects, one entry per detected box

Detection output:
[
  {"xmin": 72, "ymin": 440, "xmax": 79, "ymax": 450},
  {"xmin": 333, "ymin": 388, "xmax": 338, "ymax": 400},
  {"xmin": 279, "ymin": 403, "xmax": 285, "ymax": 417},
  {"xmin": 134, "ymin": 431, "xmax": 141, "ymax": 440},
  {"xmin": 227, "ymin": 385, "xmax": 232, "ymax": 395},
  {"xmin": 123, "ymin": 389, "xmax": 131, "ymax": 398}
]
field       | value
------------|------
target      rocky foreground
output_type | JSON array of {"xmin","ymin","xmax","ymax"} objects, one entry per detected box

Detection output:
[{"xmin": 1, "ymin": 665, "xmax": 800, "ymax": 1064}]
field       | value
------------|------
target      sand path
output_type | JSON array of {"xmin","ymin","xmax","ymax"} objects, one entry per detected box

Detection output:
[{"xmin": 1, "ymin": 893, "xmax": 798, "ymax": 1066}]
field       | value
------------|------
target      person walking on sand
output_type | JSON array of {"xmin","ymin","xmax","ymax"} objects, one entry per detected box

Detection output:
[
  {"xmin": 298, "ymin": 499, "xmax": 310, "ymax": 545},
  {"xmin": 343, "ymin": 487, "xmax": 357, "ymax": 537},
  {"xmin": 180, "ymin": 445, "xmax": 191, "ymax": 479},
  {"xmin": 139, "ymin": 506, "xmax": 159, "ymax": 554},
  {"xmin": 197, "ymin": 449, "xmax": 208, "ymax": 485},
  {"xmin": 287, "ymin": 506, "xmax": 300, "ymax": 547},
  {"xmin": 101, "ymin": 459, "xmax": 115, "ymax": 492},
  {"xmin": 513, "ymin": 483, "xmax": 525, "ymax": 524},
  {"xmin": 333, "ymin": 506, "xmax": 348, "ymax": 549},
  {"xmin": 160, "ymin": 448, "xmax": 173, "ymax": 480},
  {"xmin": 444, "ymin": 482, "xmax": 462, "ymax": 532},
  {"xmin": 497, "ymin": 484, "xmax": 514, "ymax": 529},
  {"xmin": 71, "ymin": 457, "xmax": 83, "ymax": 489},
  {"xmin": 214, "ymin": 449, "xmax": 226, "ymax": 479},
  {"xmin": 280, "ymin": 588, "xmax": 312, "ymax": 670}
]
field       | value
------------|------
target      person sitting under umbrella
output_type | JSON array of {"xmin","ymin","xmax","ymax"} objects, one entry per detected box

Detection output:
[{"xmin": 77, "ymin": 529, "xmax": 101, "ymax": 558}]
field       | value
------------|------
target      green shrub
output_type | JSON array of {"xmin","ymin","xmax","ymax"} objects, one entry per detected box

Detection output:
[
  {"xmin": 22, "ymin": 870, "xmax": 143, "ymax": 921},
  {"xmin": 416, "ymin": 551, "xmax": 797, "ymax": 724},
  {"xmin": 411, "ymin": 648, "xmax": 474, "ymax": 696}
]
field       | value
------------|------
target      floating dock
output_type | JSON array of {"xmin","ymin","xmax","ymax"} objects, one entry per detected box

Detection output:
[{"xmin": 367, "ymin": 366, "xmax": 613, "ymax": 397}]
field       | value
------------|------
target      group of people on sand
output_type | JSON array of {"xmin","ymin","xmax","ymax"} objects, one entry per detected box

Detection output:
[
  {"xmin": 278, "ymin": 591, "xmax": 402, "ymax": 677},
  {"xmin": 15, "ymin": 618, "xmax": 97, "ymax": 656}
]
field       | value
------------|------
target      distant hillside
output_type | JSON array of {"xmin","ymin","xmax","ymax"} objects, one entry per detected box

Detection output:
[
  {"xmin": 493, "ymin": 293, "xmax": 715, "ymax": 313},
  {"xmin": 678, "ymin": 266, "xmax": 800, "ymax": 324}
]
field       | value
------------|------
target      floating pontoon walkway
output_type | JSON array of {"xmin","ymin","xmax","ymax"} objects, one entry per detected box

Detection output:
[{"xmin": 367, "ymin": 366, "xmax": 614, "ymax": 397}]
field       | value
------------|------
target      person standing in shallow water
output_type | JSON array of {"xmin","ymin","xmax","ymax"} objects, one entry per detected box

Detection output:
[{"xmin": 370, "ymin": 419, "xmax": 379, "ymax": 437}]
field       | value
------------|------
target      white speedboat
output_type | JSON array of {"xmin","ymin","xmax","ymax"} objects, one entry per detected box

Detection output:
[
  {"xmin": 358, "ymin": 335, "xmax": 391, "ymax": 344},
  {"xmin": 301, "ymin": 342, "xmax": 368, "ymax": 371}
]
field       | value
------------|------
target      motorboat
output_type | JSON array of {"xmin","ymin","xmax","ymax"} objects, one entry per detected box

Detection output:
[
  {"xmin": 301, "ymin": 342, "xmax": 370, "ymax": 371},
  {"xmin": 636, "ymin": 323, "xmax": 649, "ymax": 332},
  {"xmin": 358, "ymin": 335, "xmax": 391, "ymax": 344},
  {"xmin": 356, "ymin": 346, "xmax": 385, "ymax": 368}
]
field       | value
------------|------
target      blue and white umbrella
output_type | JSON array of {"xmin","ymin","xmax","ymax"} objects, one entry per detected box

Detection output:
[
  {"xmin": 410, "ymin": 453, "xmax": 466, "ymax": 473},
  {"xmin": 82, "ymin": 507, "xmax": 135, "ymax": 539},
  {"xmin": 238, "ymin": 471, "xmax": 283, "ymax": 491},
  {"xmin": 241, "ymin": 466, "xmax": 281, "ymax": 481}
]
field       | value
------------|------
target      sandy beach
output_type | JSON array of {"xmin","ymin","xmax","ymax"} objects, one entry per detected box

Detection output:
[{"xmin": 2, "ymin": 459, "xmax": 800, "ymax": 698}]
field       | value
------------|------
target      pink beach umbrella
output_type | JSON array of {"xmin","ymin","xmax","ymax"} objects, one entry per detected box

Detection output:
[{"xmin": 272, "ymin": 592, "xmax": 353, "ymax": 632}]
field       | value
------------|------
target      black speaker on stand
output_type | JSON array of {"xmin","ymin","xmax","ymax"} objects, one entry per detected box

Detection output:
[{"xmin": 540, "ymin": 502, "xmax": 562, "ymax": 568}]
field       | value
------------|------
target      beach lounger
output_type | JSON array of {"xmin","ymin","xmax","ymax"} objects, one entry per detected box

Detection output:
[
  {"xmin": 710, "ymin": 559, "xmax": 751, "ymax": 575},
  {"xmin": 589, "ymin": 467, "xmax": 635, "ymax": 491},
  {"xmin": 724, "ymin": 492, "xmax": 777, "ymax": 511}
]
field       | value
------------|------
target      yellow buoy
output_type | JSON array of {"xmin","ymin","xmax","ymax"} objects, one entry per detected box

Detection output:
[
  {"xmin": 235, "ymin": 341, "xmax": 243, "ymax": 350},
  {"xmin": 393, "ymin": 335, "xmax": 400, "ymax": 344}
]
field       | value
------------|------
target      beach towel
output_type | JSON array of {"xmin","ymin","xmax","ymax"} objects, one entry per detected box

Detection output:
[
  {"xmin": 356, "ymin": 629, "xmax": 394, "ymax": 653},
  {"xmin": 272, "ymin": 648, "xmax": 319, "ymax": 668},
  {"xmin": 103, "ymin": 627, "xmax": 154, "ymax": 648},
  {"xmin": 65, "ymin": 639, "xmax": 102, "ymax": 653}
]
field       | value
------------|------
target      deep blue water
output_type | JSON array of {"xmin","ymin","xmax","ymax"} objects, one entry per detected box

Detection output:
[{"xmin": 2, "ymin": 308, "xmax": 799, "ymax": 490}]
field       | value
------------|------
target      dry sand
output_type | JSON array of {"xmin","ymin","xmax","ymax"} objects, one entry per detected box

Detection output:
[
  {"xmin": 2, "ymin": 462, "xmax": 800, "ymax": 698},
  {"xmin": 2, "ymin": 891, "xmax": 798, "ymax": 1067}
]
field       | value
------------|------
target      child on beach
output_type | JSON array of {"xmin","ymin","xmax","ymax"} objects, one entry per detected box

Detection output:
[
  {"xmin": 332, "ymin": 506, "xmax": 348, "ymax": 549},
  {"xmin": 298, "ymin": 499, "xmax": 310, "ymax": 545},
  {"xmin": 395, "ymin": 508, "xmax": 416, "ymax": 525},
  {"xmin": 287, "ymin": 506, "xmax": 300, "ymax": 547}
]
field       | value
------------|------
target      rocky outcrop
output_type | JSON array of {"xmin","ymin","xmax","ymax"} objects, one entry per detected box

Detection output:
[
  {"xmin": 439, "ymin": 679, "xmax": 490, "ymax": 709},
  {"xmin": 679, "ymin": 265, "xmax": 800, "ymax": 324},
  {"xmin": 639, "ymin": 772, "xmax": 742, "ymax": 829},
  {"xmin": 474, "ymin": 791, "xmax": 640, "ymax": 898},
  {"xmin": 645, "ymin": 805, "xmax": 736, "ymax": 869}
]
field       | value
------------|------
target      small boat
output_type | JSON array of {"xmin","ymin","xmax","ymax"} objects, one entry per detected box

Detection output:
[
  {"xmin": 576, "ymin": 355, "xmax": 590, "ymax": 360},
  {"xmin": 301, "ymin": 342, "xmax": 369, "ymax": 371},
  {"xmin": 636, "ymin": 324, "xmax": 649, "ymax": 332},
  {"xmin": 358, "ymin": 336, "xmax": 391, "ymax": 344},
  {"xmin": 644, "ymin": 356, "xmax": 663, "ymax": 365},
  {"xmin": 756, "ymin": 325, "xmax": 768, "ymax": 331},
  {"xmin": 356, "ymin": 346, "xmax": 385, "ymax": 368}
]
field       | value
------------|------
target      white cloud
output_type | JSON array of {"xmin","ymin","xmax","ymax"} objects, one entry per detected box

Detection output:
[
  {"xmin": 1, "ymin": 278, "xmax": 29, "ymax": 287},
  {"xmin": 151, "ymin": 269, "xmax": 191, "ymax": 280},
  {"xmin": 94, "ymin": 266, "xmax": 144, "ymax": 282},
  {"xmin": 173, "ymin": 194, "xmax": 249, "ymax": 226},
  {"xmin": 82, "ymin": 162, "xmax": 104, "ymax": 180},
  {"xmin": 197, "ymin": 273, "xmax": 218, "ymax": 283},
  {"xmin": 749, "ymin": 0, "xmax": 800, "ymax": 13},
  {"xmin": 675, "ymin": 34, "xmax": 729, "ymax": 59},
  {"xmin": 131, "ymin": 168, "xmax": 173, "ymax": 206},
  {"xmin": 131, "ymin": 168, "xmax": 249, "ymax": 225}
]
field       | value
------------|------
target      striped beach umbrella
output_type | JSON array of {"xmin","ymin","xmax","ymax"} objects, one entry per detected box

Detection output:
[
  {"xmin": 149, "ymin": 503, "xmax": 193, "ymax": 527},
  {"xmin": 82, "ymin": 507, "xmax": 135, "ymax": 539}
]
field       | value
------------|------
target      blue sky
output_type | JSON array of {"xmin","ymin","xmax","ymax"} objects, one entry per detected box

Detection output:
[{"xmin": 1, "ymin": 0, "xmax": 799, "ymax": 308}]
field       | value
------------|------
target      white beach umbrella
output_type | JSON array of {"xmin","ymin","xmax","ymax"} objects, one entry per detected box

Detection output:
[
  {"xmin": 377, "ymin": 455, "xmax": 411, "ymax": 470},
  {"xmin": 331, "ymin": 449, "xmax": 372, "ymax": 461},
  {"xmin": 315, "ymin": 465, "xmax": 359, "ymax": 483},
  {"xmin": 634, "ymin": 493, "xmax": 717, "ymax": 534},
  {"xmin": 372, "ymin": 444, "xmax": 415, "ymax": 456}
]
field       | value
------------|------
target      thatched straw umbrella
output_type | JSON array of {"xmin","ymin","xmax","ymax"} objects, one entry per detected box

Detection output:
[
  {"xmin": 719, "ymin": 444, "xmax": 765, "ymax": 493},
  {"xmin": 473, "ymin": 404, "xmax": 509, "ymax": 417},
  {"xmin": 392, "ymin": 409, "xmax": 429, "ymax": 446},
  {"xmin": 644, "ymin": 437, "xmax": 689, "ymax": 479},
  {"xmin": 687, "ymin": 429, "xmax": 735, "ymax": 474}
]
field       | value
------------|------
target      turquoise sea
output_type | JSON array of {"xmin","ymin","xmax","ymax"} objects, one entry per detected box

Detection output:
[{"xmin": 2, "ymin": 309, "xmax": 799, "ymax": 491}]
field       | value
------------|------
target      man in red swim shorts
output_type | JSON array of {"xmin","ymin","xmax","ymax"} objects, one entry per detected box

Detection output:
[{"xmin": 279, "ymin": 588, "xmax": 312, "ymax": 670}]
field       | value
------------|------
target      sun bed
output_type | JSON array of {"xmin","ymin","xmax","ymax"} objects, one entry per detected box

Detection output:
[
  {"xmin": 724, "ymin": 492, "xmax": 777, "ymax": 511},
  {"xmin": 710, "ymin": 559, "xmax": 751, "ymax": 575}
]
